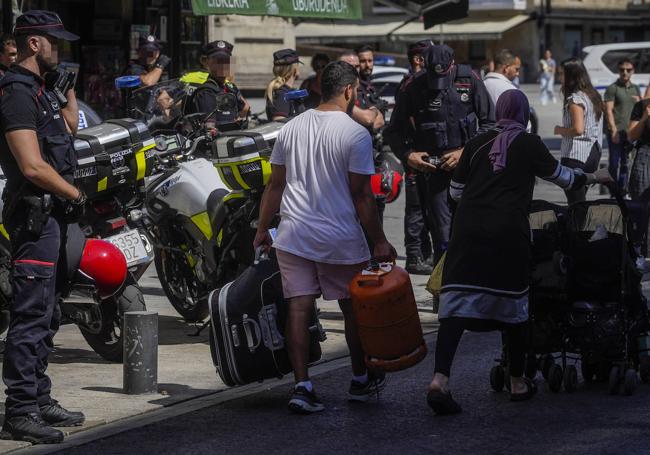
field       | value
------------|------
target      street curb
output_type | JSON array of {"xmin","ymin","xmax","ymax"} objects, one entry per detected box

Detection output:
[{"xmin": 18, "ymin": 322, "xmax": 439, "ymax": 454}]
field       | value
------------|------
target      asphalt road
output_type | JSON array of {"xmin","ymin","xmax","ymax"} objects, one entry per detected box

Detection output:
[{"xmin": 55, "ymin": 331, "xmax": 650, "ymax": 455}]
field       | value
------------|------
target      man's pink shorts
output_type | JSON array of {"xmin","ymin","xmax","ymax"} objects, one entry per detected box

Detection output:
[{"xmin": 275, "ymin": 249, "xmax": 366, "ymax": 301}]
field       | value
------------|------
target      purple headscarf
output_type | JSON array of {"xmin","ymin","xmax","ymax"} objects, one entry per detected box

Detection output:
[{"xmin": 488, "ymin": 89, "xmax": 530, "ymax": 172}]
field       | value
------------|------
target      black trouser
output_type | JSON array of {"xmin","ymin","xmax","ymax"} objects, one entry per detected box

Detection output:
[
  {"xmin": 416, "ymin": 172, "xmax": 452, "ymax": 265},
  {"xmin": 434, "ymin": 317, "xmax": 528, "ymax": 377},
  {"xmin": 2, "ymin": 206, "xmax": 69, "ymax": 417},
  {"xmin": 404, "ymin": 172, "xmax": 432, "ymax": 259}
]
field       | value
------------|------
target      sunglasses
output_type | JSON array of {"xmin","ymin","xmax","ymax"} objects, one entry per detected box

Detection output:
[
  {"xmin": 619, "ymin": 67, "xmax": 634, "ymax": 73},
  {"xmin": 313, "ymin": 64, "xmax": 326, "ymax": 71}
]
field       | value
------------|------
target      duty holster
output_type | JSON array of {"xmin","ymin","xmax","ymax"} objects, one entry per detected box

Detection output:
[{"xmin": 22, "ymin": 195, "xmax": 52, "ymax": 236}]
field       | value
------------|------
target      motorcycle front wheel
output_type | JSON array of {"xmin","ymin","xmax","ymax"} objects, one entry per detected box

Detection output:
[
  {"xmin": 155, "ymin": 248, "xmax": 209, "ymax": 322},
  {"xmin": 79, "ymin": 273, "xmax": 146, "ymax": 363}
]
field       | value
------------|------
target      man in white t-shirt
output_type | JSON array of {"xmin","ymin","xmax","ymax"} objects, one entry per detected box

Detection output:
[
  {"xmin": 254, "ymin": 61, "xmax": 396, "ymax": 414},
  {"xmin": 483, "ymin": 49, "xmax": 521, "ymax": 107}
]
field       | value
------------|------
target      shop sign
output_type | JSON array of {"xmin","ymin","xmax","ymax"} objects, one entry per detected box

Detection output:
[{"xmin": 191, "ymin": 0, "xmax": 362, "ymax": 19}]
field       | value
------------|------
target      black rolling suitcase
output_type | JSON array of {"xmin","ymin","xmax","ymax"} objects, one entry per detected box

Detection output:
[{"xmin": 208, "ymin": 253, "xmax": 324, "ymax": 386}]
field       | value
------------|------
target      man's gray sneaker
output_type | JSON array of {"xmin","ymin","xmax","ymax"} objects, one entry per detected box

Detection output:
[
  {"xmin": 348, "ymin": 370, "xmax": 387, "ymax": 402},
  {"xmin": 288, "ymin": 386, "xmax": 325, "ymax": 414}
]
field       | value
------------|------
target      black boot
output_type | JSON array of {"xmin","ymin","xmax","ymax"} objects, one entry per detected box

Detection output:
[
  {"xmin": 39, "ymin": 400, "xmax": 85, "ymax": 427},
  {"xmin": 406, "ymin": 255, "xmax": 433, "ymax": 275},
  {"xmin": 0, "ymin": 413, "xmax": 64, "ymax": 444}
]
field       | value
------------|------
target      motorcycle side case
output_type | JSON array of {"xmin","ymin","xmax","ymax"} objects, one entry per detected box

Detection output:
[
  {"xmin": 208, "ymin": 254, "xmax": 323, "ymax": 387},
  {"xmin": 211, "ymin": 122, "xmax": 284, "ymax": 192},
  {"xmin": 74, "ymin": 119, "xmax": 156, "ymax": 200}
]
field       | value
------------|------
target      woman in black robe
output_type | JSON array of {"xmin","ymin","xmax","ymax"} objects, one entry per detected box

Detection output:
[{"xmin": 427, "ymin": 89, "xmax": 613, "ymax": 415}]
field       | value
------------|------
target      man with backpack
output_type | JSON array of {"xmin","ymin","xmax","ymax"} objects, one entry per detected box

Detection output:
[{"xmin": 385, "ymin": 44, "xmax": 494, "ymax": 266}]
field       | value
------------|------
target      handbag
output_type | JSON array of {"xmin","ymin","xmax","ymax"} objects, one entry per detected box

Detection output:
[{"xmin": 425, "ymin": 252, "xmax": 446, "ymax": 297}]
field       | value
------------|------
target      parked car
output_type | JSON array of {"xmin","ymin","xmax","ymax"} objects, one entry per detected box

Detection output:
[
  {"xmin": 582, "ymin": 42, "xmax": 650, "ymax": 93},
  {"xmin": 371, "ymin": 65, "xmax": 409, "ymax": 122}
]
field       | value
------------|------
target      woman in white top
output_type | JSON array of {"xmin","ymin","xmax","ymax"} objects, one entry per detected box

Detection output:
[{"xmin": 554, "ymin": 58, "xmax": 604, "ymax": 204}]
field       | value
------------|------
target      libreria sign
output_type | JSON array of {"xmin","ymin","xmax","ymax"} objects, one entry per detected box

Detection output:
[{"xmin": 194, "ymin": 0, "xmax": 362, "ymax": 19}]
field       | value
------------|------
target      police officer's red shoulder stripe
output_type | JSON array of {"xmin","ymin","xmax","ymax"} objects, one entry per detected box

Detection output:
[{"xmin": 14, "ymin": 259, "xmax": 55, "ymax": 267}]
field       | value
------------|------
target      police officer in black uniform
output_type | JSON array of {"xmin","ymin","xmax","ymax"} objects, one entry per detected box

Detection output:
[
  {"xmin": 265, "ymin": 49, "xmax": 306, "ymax": 121},
  {"xmin": 125, "ymin": 35, "xmax": 171, "ymax": 88},
  {"xmin": 185, "ymin": 40, "xmax": 250, "ymax": 130},
  {"xmin": 0, "ymin": 10, "xmax": 86, "ymax": 444},
  {"xmin": 385, "ymin": 44, "xmax": 494, "ymax": 267},
  {"xmin": 398, "ymin": 40, "xmax": 435, "ymax": 275}
]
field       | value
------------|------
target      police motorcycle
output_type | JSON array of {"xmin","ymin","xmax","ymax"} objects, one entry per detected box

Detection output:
[
  {"xmin": 139, "ymin": 88, "xmax": 305, "ymax": 321},
  {"xmin": 120, "ymin": 78, "xmax": 244, "ymax": 321}
]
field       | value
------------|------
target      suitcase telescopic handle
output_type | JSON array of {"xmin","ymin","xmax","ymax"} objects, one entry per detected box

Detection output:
[{"xmin": 242, "ymin": 315, "xmax": 262, "ymax": 352}]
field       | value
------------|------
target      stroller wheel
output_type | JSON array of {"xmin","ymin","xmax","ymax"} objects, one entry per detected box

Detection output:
[
  {"xmin": 624, "ymin": 369, "xmax": 638, "ymax": 396},
  {"xmin": 563, "ymin": 365, "xmax": 578, "ymax": 393},
  {"xmin": 490, "ymin": 365, "xmax": 505, "ymax": 392},
  {"xmin": 540, "ymin": 355, "xmax": 555, "ymax": 381},
  {"xmin": 640, "ymin": 364, "xmax": 650, "ymax": 383},
  {"xmin": 548, "ymin": 364, "xmax": 563, "ymax": 393},
  {"xmin": 608, "ymin": 366, "xmax": 621, "ymax": 395}
]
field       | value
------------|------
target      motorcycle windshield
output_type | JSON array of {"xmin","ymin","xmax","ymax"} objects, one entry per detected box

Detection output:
[{"xmin": 130, "ymin": 79, "xmax": 187, "ymax": 130}]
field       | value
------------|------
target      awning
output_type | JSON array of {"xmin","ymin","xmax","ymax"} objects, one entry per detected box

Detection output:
[
  {"xmin": 295, "ymin": 14, "xmax": 530, "ymax": 43},
  {"xmin": 191, "ymin": 0, "xmax": 362, "ymax": 20}
]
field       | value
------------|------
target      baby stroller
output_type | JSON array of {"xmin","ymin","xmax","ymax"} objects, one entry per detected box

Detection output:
[{"xmin": 490, "ymin": 190, "xmax": 650, "ymax": 395}]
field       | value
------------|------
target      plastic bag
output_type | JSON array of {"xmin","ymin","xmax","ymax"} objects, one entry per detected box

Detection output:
[{"xmin": 426, "ymin": 252, "xmax": 446, "ymax": 297}]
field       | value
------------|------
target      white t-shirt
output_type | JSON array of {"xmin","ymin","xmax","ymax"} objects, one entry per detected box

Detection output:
[
  {"xmin": 270, "ymin": 109, "xmax": 375, "ymax": 264},
  {"xmin": 483, "ymin": 72, "xmax": 518, "ymax": 108}
]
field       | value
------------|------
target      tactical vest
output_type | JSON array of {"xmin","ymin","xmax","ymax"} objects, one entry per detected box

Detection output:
[
  {"xmin": 0, "ymin": 72, "xmax": 75, "ymax": 188},
  {"xmin": 413, "ymin": 64, "xmax": 479, "ymax": 154},
  {"xmin": 184, "ymin": 79, "xmax": 239, "ymax": 127}
]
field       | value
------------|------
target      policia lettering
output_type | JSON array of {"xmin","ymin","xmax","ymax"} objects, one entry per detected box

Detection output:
[
  {"xmin": 0, "ymin": 10, "xmax": 86, "ymax": 443},
  {"xmin": 384, "ymin": 44, "xmax": 494, "ymax": 265}
]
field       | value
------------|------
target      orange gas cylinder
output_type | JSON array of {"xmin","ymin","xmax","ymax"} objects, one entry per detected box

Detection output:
[{"xmin": 349, "ymin": 262, "xmax": 427, "ymax": 372}]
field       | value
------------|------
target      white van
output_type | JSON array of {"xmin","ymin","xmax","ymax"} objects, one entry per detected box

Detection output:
[{"xmin": 582, "ymin": 42, "xmax": 650, "ymax": 93}]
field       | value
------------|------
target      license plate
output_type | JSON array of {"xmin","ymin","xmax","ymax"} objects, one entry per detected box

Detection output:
[{"xmin": 105, "ymin": 229, "xmax": 150, "ymax": 267}]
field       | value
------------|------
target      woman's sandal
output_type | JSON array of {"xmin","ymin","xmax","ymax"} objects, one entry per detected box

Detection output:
[
  {"xmin": 510, "ymin": 377, "xmax": 538, "ymax": 402},
  {"xmin": 426, "ymin": 389, "xmax": 462, "ymax": 415}
]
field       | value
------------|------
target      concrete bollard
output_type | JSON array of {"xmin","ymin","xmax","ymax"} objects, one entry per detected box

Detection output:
[{"xmin": 123, "ymin": 311, "xmax": 158, "ymax": 394}]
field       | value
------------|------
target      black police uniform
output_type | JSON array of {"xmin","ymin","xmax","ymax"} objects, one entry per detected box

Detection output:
[
  {"xmin": 0, "ymin": 63, "xmax": 86, "ymax": 419},
  {"xmin": 357, "ymin": 75, "xmax": 389, "ymax": 223},
  {"xmin": 266, "ymin": 84, "xmax": 306, "ymax": 120},
  {"xmin": 396, "ymin": 68, "xmax": 433, "ymax": 264},
  {"xmin": 188, "ymin": 77, "xmax": 246, "ymax": 127},
  {"xmin": 385, "ymin": 45, "xmax": 494, "ymax": 265}
]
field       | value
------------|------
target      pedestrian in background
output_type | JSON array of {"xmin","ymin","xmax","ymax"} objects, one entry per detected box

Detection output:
[
  {"xmin": 627, "ymin": 95, "xmax": 650, "ymax": 199},
  {"xmin": 265, "ymin": 49, "xmax": 304, "ymax": 121},
  {"xmin": 554, "ymin": 58, "xmax": 603, "ymax": 205},
  {"xmin": 483, "ymin": 49, "xmax": 521, "ymax": 107},
  {"xmin": 0, "ymin": 34, "xmax": 16, "ymax": 76},
  {"xmin": 427, "ymin": 89, "xmax": 612, "ymax": 415},
  {"xmin": 254, "ymin": 61, "xmax": 396, "ymax": 414},
  {"xmin": 300, "ymin": 53, "xmax": 330, "ymax": 110},
  {"xmin": 604, "ymin": 58, "xmax": 641, "ymax": 191},
  {"xmin": 539, "ymin": 49, "xmax": 557, "ymax": 106}
]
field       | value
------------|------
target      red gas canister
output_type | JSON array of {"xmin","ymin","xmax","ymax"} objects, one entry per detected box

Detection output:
[{"xmin": 349, "ymin": 263, "xmax": 427, "ymax": 372}]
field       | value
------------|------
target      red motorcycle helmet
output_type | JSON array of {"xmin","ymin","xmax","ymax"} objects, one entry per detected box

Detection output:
[
  {"xmin": 79, "ymin": 239, "xmax": 127, "ymax": 299},
  {"xmin": 371, "ymin": 163, "xmax": 403, "ymax": 204}
]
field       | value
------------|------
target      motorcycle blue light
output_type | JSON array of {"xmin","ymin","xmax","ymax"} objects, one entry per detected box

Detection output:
[{"xmin": 115, "ymin": 76, "xmax": 142, "ymax": 90}]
